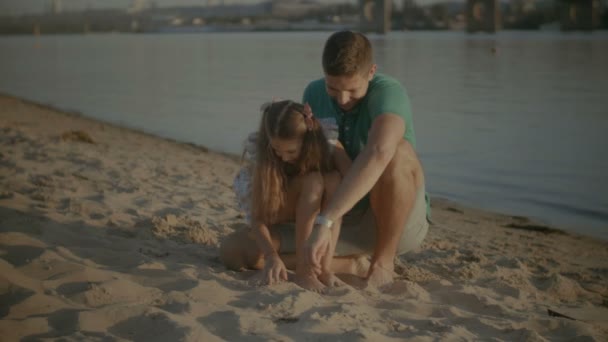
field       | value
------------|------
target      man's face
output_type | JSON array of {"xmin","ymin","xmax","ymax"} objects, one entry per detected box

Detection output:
[{"xmin": 324, "ymin": 65, "xmax": 376, "ymax": 112}]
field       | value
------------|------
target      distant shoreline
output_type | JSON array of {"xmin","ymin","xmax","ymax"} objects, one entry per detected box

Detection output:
[{"xmin": 2, "ymin": 28, "xmax": 608, "ymax": 36}]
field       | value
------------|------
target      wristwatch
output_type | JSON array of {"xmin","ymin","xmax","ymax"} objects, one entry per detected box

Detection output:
[{"xmin": 314, "ymin": 214, "xmax": 333, "ymax": 228}]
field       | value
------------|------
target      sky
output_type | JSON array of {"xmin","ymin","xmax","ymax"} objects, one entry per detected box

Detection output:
[{"xmin": 0, "ymin": 0, "xmax": 445, "ymax": 16}]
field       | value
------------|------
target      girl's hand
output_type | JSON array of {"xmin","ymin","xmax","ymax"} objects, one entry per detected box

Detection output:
[
  {"xmin": 305, "ymin": 225, "xmax": 332, "ymax": 270},
  {"xmin": 258, "ymin": 252, "xmax": 288, "ymax": 286}
]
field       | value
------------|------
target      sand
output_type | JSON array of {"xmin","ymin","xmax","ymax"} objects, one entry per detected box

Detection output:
[{"xmin": 1, "ymin": 94, "xmax": 607, "ymax": 341}]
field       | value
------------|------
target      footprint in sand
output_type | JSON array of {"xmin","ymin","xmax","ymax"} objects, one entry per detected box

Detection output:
[
  {"xmin": 0, "ymin": 284, "xmax": 36, "ymax": 319},
  {"xmin": 0, "ymin": 244, "xmax": 45, "ymax": 267},
  {"xmin": 109, "ymin": 312, "xmax": 189, "ymax": 341},
  {"xmin": 197, "ymin": 311, "xmax": 247, "ymax": 340},
  {"xmin": 0, "ymin": 191, "xmax": 14, "ymax": 199}
]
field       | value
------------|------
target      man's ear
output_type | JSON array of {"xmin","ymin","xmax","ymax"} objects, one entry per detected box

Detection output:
[{"xmin": 368, "ymin": 64, "xmax": 377, "ymax": 81}]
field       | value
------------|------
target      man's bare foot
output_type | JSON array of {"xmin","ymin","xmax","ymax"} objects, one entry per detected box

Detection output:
[
  {"xmin": 365, "ymin": 263, "xmax": 396, "ymax": 288},
  {"xmin": 319, "ymin": 272, "xmax": 345, "ymax": 287},
  {"xmin": 294, "ymin": 272, "xmax": 326, "ymax": 292}
]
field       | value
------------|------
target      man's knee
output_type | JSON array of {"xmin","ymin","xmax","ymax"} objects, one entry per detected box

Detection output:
[{"xmin": 377, "ymin": 140, "xmax": 421, "ymax": 189}]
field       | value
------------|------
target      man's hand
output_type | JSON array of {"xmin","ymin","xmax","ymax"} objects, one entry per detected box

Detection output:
[
  {"xmin": 305, "ymin": 225, "xmax": 332, "ymax": 270},
  {"xmin": 253, "ymin": 252, "xmax": 288, "ymax": 286}
]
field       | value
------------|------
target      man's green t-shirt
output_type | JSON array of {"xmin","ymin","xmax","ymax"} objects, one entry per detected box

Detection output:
[
  {"xmin": 302, "ymin": 73, "xmax": 430, "ymax": 217},
  {"xmin": 303, "ymin": 73, "xmax": 416, "ymax": 160}
]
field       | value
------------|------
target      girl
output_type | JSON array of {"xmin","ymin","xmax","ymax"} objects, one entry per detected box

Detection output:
[{"xmin": 221, "ymin": 100, "xmax": 350, "ymax": 291}]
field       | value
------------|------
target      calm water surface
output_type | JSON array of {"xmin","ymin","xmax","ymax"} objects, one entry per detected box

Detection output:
[{"xmin": 1, "ymin": 31, "xmax": 607, "ymax": 239}]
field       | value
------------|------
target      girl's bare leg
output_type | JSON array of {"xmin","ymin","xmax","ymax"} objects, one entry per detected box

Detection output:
[
  {"xmin": 291, "ymin": 172, "xmax": 327, "ymax": 292},
  {"xmin": 220, "ymin": 171, "xmax": 366, "ymax": 289},
  {"xmin": 219, "ymin": 228, "xmax": 278, "ymax": 271}
]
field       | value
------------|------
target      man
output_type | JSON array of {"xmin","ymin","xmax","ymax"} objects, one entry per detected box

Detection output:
[{"xmin": 302, "ymin": 30, "xmax": 429, "ymax": 288}]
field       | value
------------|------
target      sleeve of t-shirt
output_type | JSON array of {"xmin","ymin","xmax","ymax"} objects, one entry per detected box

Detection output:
[
  {"xmin": 366, "ymin": 79, "xmax": 415, "ymax": 145},
  {"xmin": 302, "ymin": 79, "xmax": 327, "ymax": 114},
  {"xmin": 367, "ymin": 80, "xmax": 412, "ymax": 123},
  {"xmin": 302, "ymin": 82, "xmax": 314, "ymax": 106}
]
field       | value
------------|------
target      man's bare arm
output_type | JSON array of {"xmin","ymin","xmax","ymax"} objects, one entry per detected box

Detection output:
[
  {"xmin": 332, "ymin": 140, "xmax": 352, "ymax": 177},
  {"xmin": 322, "ymin": 113, "xmax": 405, "ymax": 221}
]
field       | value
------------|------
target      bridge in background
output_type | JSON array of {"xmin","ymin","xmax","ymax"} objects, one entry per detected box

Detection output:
[{"xmin": 359, "ymin": 0, "xmax": 604, "ymax": 33}]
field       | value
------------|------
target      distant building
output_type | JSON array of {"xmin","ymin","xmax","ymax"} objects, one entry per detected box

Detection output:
[
  {"xmin": 511, "ymin": 0, "xmax": 536, "ymax": 14},
  {"xmin": 466, "ymin": 0, "xmax": 501, "ymax": 32},
  {"xmin": 271, "ymin": 0, "xmax": 323, "ymax": 18},
  {"xmin": 128, "ymin": 0, "xmax": 149, "ymax": 14},
  {"xmin": 206, "ymin": 0, "xmax": 225, "ymax": 6},
  {"xmin": 559, "ymin": 0, "xmax": 603, "ymax": 30},
  {"xmin": 51, "ymin": 0, "xmax": 62, "ymax": 14},
  {"xmin": 360, "ymin": 0, "xmax": 392, "ymax": 33}
]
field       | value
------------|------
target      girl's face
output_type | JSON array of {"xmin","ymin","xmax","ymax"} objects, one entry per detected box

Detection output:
[{"xmin": 270, "ymin": 137, "xmax": 302, "ymax": 164}]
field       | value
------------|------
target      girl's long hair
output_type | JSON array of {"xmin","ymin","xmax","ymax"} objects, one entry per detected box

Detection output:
[{"xmin": 251, "ymin": 100, "xmax": 332, "ymax": 225}]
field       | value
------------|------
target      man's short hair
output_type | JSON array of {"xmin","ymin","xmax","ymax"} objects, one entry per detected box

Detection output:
[{"xmin": 322, "ymin": 31, "xmax": 373, "ymax": 77}]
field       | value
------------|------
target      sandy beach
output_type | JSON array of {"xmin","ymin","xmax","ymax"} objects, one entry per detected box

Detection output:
[{"xmin": 1, "ymin": 93, "xmax": 607, "ymax": 341}]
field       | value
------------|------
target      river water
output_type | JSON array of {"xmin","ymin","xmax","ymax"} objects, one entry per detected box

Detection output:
[{"xmin": 1, "ymin": 31, "xmax": 607, "ymax": 239}]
